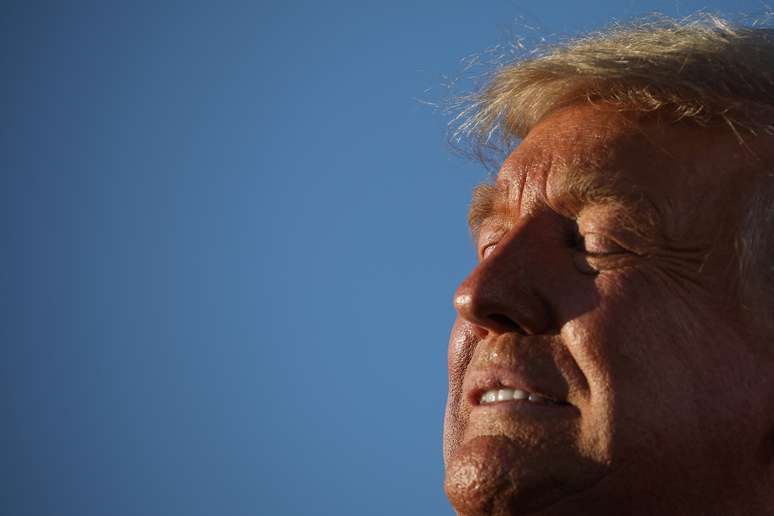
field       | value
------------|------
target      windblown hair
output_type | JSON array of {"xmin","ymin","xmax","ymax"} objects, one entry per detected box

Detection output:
[
  {"xmin": 451, "ymin": 13, "xmax": 774, "ymax": 317},
  {"xmin": 453, "ymin": 14, "xmax": 774, "ymax": 161}
]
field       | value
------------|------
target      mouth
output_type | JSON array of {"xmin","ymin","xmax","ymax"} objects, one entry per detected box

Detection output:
[
  {"xmin": 477, "ymin": 387, "xmax": 568, "ymax": 406},
  {"xmin": 464, "ymin": 367, "xmax": 574, "ymax": 411}
]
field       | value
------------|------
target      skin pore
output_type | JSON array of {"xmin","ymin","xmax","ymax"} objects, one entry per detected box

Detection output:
[{"xmin": 443, "ymin": 104, "xmax": 774, "ymax": 515}]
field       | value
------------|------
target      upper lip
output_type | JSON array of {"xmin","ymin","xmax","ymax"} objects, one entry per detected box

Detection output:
[{"xmin": 464, "ymin": 367, "xmax": 571, "ymax": 406}]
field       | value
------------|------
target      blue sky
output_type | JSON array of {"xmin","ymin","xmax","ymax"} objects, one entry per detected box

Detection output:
[{"xmin": 3, "ymin": 1, "xmax": 769, "ymax": 515}]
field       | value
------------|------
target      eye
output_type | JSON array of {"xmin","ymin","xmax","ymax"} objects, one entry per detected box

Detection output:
[
  {"xmin": 477, "ymin": 226, "xmax": 503, "ymax": 261},
  {"xmin": 578, "ymin": 233, "xmax": 625, "ymax": 256},
  {"xmin": 480, "ymin": 242, "xmax": 498, "ymax": 260},
  {"xmin": 572, "ymin": 232, "xmax": 628, "ymax": 274}
]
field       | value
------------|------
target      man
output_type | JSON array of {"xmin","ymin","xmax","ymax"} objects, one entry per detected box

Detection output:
[{"xmin": 443, "ymin": 16, "xmax": 774, "ymax": 515}]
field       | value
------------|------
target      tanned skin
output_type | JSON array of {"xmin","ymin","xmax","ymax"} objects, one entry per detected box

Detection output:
[{"xmin": 444, "ymin": 104, "xmax": 774, "ymax": 515}]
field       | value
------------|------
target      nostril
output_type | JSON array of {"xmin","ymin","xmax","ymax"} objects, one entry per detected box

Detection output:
[{"xmin": 488, "ymin": 314, "xmax": 526, "ymax": 335}]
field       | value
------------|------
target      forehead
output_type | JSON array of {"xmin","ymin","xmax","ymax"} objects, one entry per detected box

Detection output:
[{"xmin": 490, "ymin": 104, "xmax": 755, "ymax": 225}]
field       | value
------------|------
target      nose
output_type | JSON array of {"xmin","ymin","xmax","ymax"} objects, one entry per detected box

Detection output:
[{"xmin": 454, "ymin": 224, "xmax": 554, "ymax": 338}]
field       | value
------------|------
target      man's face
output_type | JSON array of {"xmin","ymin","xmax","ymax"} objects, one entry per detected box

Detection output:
[{"xmin": 443, "ymin": 104, "xmax": 774, "ymax": 515}]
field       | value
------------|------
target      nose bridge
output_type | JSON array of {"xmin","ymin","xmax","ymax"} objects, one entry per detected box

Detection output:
[{"xmin": 454, "ymin": 216, "xmax": 553, "ymax": 336}]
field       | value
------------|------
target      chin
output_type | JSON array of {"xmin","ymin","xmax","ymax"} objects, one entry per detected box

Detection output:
[{"xmin": 444, "ymin": 435, "xmax": 609, "ymax": 516}]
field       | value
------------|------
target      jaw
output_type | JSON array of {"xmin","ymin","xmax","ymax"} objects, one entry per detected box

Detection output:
[
  {"xmin": 444, "ymin": 434, "xmax": 609, "ymax": 516},
  {"xmin": 444, "ymin": 398, "xmax": 608, "ymax": 515}
]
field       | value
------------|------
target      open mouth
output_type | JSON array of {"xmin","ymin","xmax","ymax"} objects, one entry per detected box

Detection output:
[{"xmin": 478, "ymin": 388, "xmax": 568, "ymax": 406}]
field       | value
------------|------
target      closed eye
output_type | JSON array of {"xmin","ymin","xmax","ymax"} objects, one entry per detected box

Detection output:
[
  {"xmin": 572, "ymin": 232, "xmax": 632, "ymax": 274},
  {"xmin": 481, "ymin": 242, "xmax": 498, "ymax": 260},
  {"xmin": 579, "ymin": 233, "xmax": 626, "ymax": 256}
]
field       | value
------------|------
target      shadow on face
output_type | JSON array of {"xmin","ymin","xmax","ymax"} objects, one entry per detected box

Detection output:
[{"xmin": 443, "ymin": 103, "xmax": 774, "ymax": 515}]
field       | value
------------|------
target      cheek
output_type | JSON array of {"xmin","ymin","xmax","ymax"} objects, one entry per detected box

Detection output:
[
  {"xmin": 570, "ymin": 269, "xmax": 704, "ymax": 381},
  {"xmin": 562, "ymin": 276, "xmax": 704, "ymax": 440},
  {"xmin": 447, "ymin": 318, "xmax": 477, "ymax": 389},
  {"xmin": 445, "ymin": 319, "xmax": 478, "ymax": 461},
  {"xmin": 565, "ymin": 271, "xmax": 762, "ymax": 458}
]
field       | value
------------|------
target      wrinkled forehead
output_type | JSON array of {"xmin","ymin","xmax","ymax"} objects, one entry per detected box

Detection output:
[{"xmin": 493, "ymin": 105, "xmax": 758, "ymax": 221}]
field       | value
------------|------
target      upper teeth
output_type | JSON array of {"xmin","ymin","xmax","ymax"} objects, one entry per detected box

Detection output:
[{"xmin": 479, "ymin": 388, "xmax": 558, "ymax": 405}]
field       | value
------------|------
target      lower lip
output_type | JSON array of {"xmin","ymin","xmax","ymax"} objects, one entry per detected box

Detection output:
[{"xmin": 474, "ymin": 399, "xmax": 578, "ymax": 416}]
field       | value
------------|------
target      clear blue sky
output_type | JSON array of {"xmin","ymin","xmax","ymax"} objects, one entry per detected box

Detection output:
[{"xmin": 3, "ymin": 1, "xmax": 767, "ymax": 515}]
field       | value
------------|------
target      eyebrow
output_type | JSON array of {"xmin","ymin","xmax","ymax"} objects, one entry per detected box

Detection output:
[
  {"xmin": 467, "ymin": 166, "xmax": 659, "ymax": 237},
  {"xmin": 468, "ymin": 182, "xmax": 506, "ymax": 237}
]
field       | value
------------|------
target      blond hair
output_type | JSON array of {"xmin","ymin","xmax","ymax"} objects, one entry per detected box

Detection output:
[
  {"xmin": 451, "ymin": 14, "xmax": 774, "ymax": 319},
  {"xmin": 453, "ymin": 14, "xmax": 774, "ymax": 160}
]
